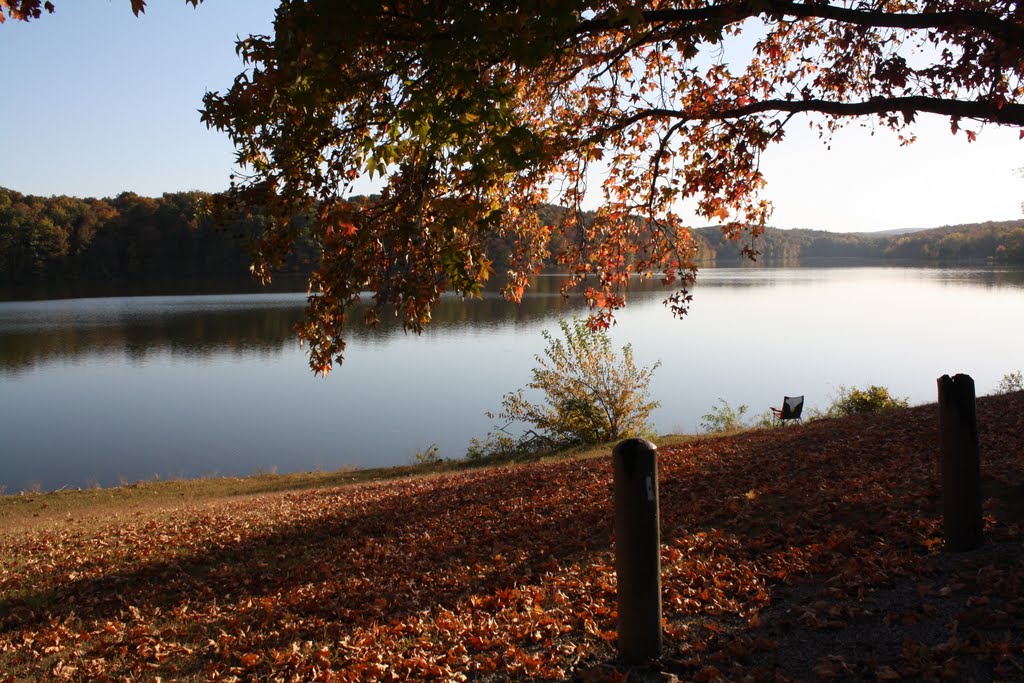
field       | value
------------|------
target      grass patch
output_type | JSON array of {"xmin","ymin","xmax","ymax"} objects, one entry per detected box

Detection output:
[
  {"xmin": 0, "ymin": 431, "xmax": 707, "ymax": 534},
  {"xmin": 0, "ymin": 438, "xmax": 688, "ymax": 532}
]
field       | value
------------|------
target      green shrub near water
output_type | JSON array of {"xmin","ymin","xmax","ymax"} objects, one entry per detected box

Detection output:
[
  {"xmin": 703, "ymin": 384, "xmax": 909, "ymax": 434},
  {"xmin": 700, "ymin": 399, "xmax": 749, "ymax": 433},
  {"xmin": 995, "ymin": 371, "xmax": 1023, "ymax": 394},
  {"xmin": 471, "ymin": 319, "xmax": 660, "ymax": 459},
  {"xmin": 825, "ymin": 384, "xmax": 908, "ymax": 417},
  {"xmin": 700, "ymin": 399, "xmax": 781, "ymax": 433},
  {"xmin": 465, "ymin": 432, "xmax": 524, "ymax": 462},
  {"xmin": 414, "ymin": 444, "xmax": 442, "ymax": 465}
]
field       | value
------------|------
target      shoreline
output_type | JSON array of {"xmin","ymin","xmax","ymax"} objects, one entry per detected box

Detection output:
[{"xmin": 0, "ymin": 434, "xmax": 700, "ymax": 533}]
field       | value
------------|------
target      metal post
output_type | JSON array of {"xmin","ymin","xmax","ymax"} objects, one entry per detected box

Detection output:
[
  {"xmin": 612, "ymin": 438, "xmax": 662, "ymax": 663},
  {"xmin": 937, "ymin": 373, "xmax": 983, "ymax": 551}
]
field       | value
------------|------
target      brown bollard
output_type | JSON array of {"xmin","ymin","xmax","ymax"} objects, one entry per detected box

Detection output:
[
  {"xmin": 612, "ymin": 438, "xmax": 662, "ymax": 663},
  {"xmin": 937, "ymin": 374, "xmax": 983, "ymax": 551}
]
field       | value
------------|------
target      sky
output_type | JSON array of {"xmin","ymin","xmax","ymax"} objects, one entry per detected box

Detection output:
[{"xmin": 2, "ymin": 1, "xmax": 1023, "ymax": 233}]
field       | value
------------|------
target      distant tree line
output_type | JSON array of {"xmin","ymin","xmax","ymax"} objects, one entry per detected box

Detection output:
[
  {"xmin": 2, "ymin": 185, "xmax": 1024, "ymax": 285},
  {"xmin": 694, "ymin": 221, "xmax": 1024, "ymax": 266},
  {"xmin": 0, "ymin": 187, "xmax": 318, "ymax": 284},
  {"xmin": 486, "ymin": 207, "xmax": 1024, "ymax": 269}
]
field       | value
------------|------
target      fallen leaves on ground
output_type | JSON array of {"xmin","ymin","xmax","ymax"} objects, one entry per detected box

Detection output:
[{"xmin": 1, "ymin": 393, "xmax": 1022, "ymax": 681}]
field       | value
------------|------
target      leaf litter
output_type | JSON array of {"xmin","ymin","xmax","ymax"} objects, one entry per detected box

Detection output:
[{"xmin": 1, "ymin": 393, "xmax": 1022, "ymax": 681}]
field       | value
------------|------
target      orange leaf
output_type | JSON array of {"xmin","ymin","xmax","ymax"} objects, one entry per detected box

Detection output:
[{"xmin": 238, "ymin": 652, "xmax": 260, "ymax": 667}]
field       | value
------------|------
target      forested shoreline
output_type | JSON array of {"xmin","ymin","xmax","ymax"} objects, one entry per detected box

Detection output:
[
  {"xmin": 693, "ymin": 220, "xmax": 1024, "ymax": 265},
  {"xmin": 3, "ymin": 185, "xmax": 1023, "ymax": 286},
  {"xmin": 0, "ymin": 187, "xmax": 319, "ymax": 285}
]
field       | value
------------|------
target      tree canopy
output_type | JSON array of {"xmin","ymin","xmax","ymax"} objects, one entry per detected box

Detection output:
[{"xmin": 8, "ymin": 0, "xmax": 1024, "ymax": 373}]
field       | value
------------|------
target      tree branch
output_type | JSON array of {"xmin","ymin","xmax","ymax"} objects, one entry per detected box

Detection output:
[
  {"xmin": 578, "ymin": 1, "xmax": 1024, "ymax": 47},
  {"xmin": 598, "ymin": 96, "xmax": 1024, "ymax": 138}
]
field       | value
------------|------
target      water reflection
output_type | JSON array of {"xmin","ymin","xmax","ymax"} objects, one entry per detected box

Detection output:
[
  {"xmin": 0, "ymin": 275, "xmax": 664, "ymax": 374},
  {"xmin": 3, "ymin": 266, "xmax": 1024, "ymax": 493},
  {"xmin": 4, "ymin": 266, "xmax": 1024, "ymax": 376},
  {"xmin": 0, "ymin": 274, "xmax": 312, "ymax": 303},
  {"xmin": 0, "ymin": 297, "xmax": 299, "ymax": 373}
]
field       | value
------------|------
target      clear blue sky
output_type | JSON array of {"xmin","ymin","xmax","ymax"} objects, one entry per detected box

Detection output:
[{"xmin": 2, "ymin": 1, "xmax": 1022, "ymax": 233}]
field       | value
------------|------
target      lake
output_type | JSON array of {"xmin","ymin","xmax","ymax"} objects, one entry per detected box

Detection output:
[{"xmin": 1, "ymin": 266, "xmax": 1022, "ymax": 493}]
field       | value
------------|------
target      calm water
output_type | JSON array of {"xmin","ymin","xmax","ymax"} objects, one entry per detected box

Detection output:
[{"xmin": 1, "ymin": 267, "xmax": 1022, "ymax": 492}]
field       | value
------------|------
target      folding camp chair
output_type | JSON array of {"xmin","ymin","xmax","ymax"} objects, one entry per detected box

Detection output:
[{"xmin": 771, "ymin": 395, "xmax": 804, "ymax": 426}]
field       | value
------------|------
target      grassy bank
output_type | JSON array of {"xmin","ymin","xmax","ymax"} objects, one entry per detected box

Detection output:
[
  {"xmin": 0, "ymin": 436, "xmax": 693, "ymax": 535},
  {"xmin": 1, "ymin": 395, "xmax": 1022, "ymax": 680}
]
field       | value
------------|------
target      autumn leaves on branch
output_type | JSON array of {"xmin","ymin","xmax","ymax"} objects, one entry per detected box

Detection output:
[
  {"xmin": 8, "ymin": 1, "xmax": 1024, "ymax": 373},
  {"xmin": 0, "ymin": 0, "xmax": 200, "ymax": 22}
]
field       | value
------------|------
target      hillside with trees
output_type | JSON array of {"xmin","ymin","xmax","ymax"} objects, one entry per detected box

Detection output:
[
  {"xmin": 881, "ymin": 221, "xmax": 1024, "ymax": 264},
  {"xmin": 694, "ymin": 220, "xmax": 1024, "ymax": 266},
  {"xmin": 2, "ymin": 186, "xmax": 1024, "ymax": 289},
  {"xmin": 0, "ymin": 187, "xmax": 318, "ymax": 285}
]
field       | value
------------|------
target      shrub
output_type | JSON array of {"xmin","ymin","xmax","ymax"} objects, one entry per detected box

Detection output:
[
  {"xmin": 482, "ymin": 319, "xmax": 660, "ymax": 452},
  {"xmin": 464, "ymin": 432, "xmax": 523, "ymax": 461},
  {"xmin": 751, "ymin": 410, "xmax": 779, "ymax": 429},
  {"xmin": 826, "ymin": 384, "xmax": 908, "ymax": 417},
  {"xmin": 995, "ymin": 370, "xmax": 1023, "ymax": 394},
  {"xmin": 414, "ymin": 444, "xmax": 441, "ymax": 465},
  {"xmin": 700, "ymin": 399, "xmax": 749, "ymax": 433}
]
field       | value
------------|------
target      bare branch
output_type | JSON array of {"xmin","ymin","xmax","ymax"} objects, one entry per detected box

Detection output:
[
  {"xmin": 578, "ymin": 1, "xmax": 1024, "ymax": 47},
  {"xmin": 596, "ymin": 96, "xmax": 1024, "ymax": 140}
]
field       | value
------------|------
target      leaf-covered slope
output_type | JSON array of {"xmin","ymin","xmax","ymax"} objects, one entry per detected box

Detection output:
[{"xmin": 1, "ymin": 393, "xmax": 1022, "ymax": 680}]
